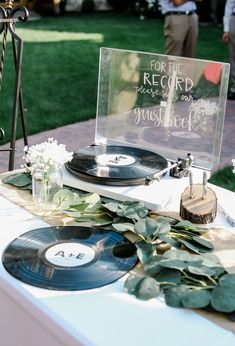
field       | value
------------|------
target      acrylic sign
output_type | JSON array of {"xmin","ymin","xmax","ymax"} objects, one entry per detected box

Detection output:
[{"xmin": 96, "ymin": 48, "xmax": 230, "ymax": 169}]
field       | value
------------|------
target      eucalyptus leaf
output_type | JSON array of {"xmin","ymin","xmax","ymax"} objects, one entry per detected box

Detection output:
[
  {"xmin": 211, "ymin": 285, "xmax": 235, "ymax": 312},
  {"xmin": 73, "ymin": 216, "xmax": 94, "ymax": 223},
  {"xmin": 209, "ymin": 266, "xmax": 227, "ymax": 278},
  {"xmin": 156, "ymin": 269, "xmax": 181, "ymax": 288},
  {"xmin": 164, "ymin": 285, "xmax": 190, "ymax": 308},
  {"xmin": 134, "ymin": 217, "xmax": 159, "ymax": 238},
  {"xmin": 73, "ymin": 211, "xmax": 111, "ymax": 224},
  {"xmin": 172, "ymin": 220, "xmax": 196, "ymax": 231},
  {"xmin": 134, "ymin": 218, "xmax": 170, "ymax": 240},
  {"xmin": 158, "ymin": 235, "xmax": 180, "ymax": 248},
  {"xmin": 77, "ymin": 211, "xmax": 110, "ymax": 220},
  {"xmin": 81, "ymin": 193, "xmax": 101, "ymax": 211},
  {"xmin": 172, "ymin": 226, "xmax": 208, "ymax": 235},
  {"xmin": 192, "ymin": 236, "xmax": 214, "ymax": 250},
  {"xmin": 67, "ymin": 203, "xmax": 90, "ymax": 212},
  {"xmin": 102, "ymin": 202, "xmax": 120, "ymax": 213},
  {"xmin": 187, "ymin": 265, "xmax": 218, "ymax": 277},
  {"xmin": 53, "ymin": 189, "xmax": 81, "ymax": 209},
  {"xmin": 3, "ymin": 173, "xmax": 32, "ymax": 188},
  {"xmin": 144, "ymin": 256, "xmax": 162, "ymax": 276},
  {"xmin": 182, "ymin": 289, "xmax": 211, "ymax": 309},
  {"xmin": 163, "ymin": 249, "xmax": 200, "ymax": 262},
  {"xmin": 135, "ymin": 240, "xmax": 156, "ymax": 264},
  {"xmin": 153, "ymin": 215, "xmax": 178, "ymax": 225},
  {"xmin": 158, "ymin": 222, "xmax": 171, "ymax": 235},
  {"xmin": 135, "ymin": 276, "xmax": 160, "ymax": 300},
  {"xmin": 160, "ymin": 259, "xmax": 187, "ymax": 271},
  {"xmin": 162, "ymin": 249, "xmax": 204, "ymax": 271},
  {"xmin": 122, "ymin": 200, "xmax": 145, "ymax": 206},
  {"xmin": 64, "ymin": 211, "xmax": 82, "ymax": 218},
  {"xmin": 92, "ymin": 214, "xmax": 114, "ymax": 226},
  {"xmin": 188, "ymin": 227, "xmax": 209, "ymax": 235},
  {"xmin": 117, "ymin": 203, "xmax": 148, "ymax": 220},
  {"xmin": 112, "ymin": 222, "xmax": 135, "ymax": 233},
  {"xmin": 124, "ymin": 274, "xmax": 143, "ymax": 294},
  {"xmin": 190, "ymin": 227, "xmax": 209, "ymax": 234},
  {"xmin": 177, "ymin": 238, "xmax": 212, "ymax": 254},
  {"xmin": 19, "ymin": 183, "xmax": 32, "ymax": 190},
  {"xmin": 201, "ymin": 253, "xmax": 222, "ymax": 267},
  {"xmin": 219, "ymin": 274, "xmax": 235, "ymax": 287},
  {"xmin": 207, "ymin": 266, "xmax": 226, "ymax": 277}
]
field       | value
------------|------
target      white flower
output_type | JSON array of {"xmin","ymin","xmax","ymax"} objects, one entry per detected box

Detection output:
[
  {"xmin": 188, "ymin": 99, "xmax": 219, "ymax": 116},
  {"xmin": 24, "ymin": 138, "xmax": 73, "ymax": 174},
  {"xmin": 146, "ymin": 0, "xmax": 155, "ymax": 9},
  {"xmin": 232, "ymin": 159, "xmax": 235, "ymax": 174}
]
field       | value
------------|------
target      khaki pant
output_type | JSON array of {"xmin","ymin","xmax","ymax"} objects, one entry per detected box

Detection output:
[
  {"xmin": 229, "ymin": 16, "xmax": 235, "ymax": 92},
  {"xmin": 164, "ymin": 13, "xmax": 199, "ymax": 58}
]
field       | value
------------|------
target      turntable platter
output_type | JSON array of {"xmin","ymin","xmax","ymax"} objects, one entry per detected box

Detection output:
[{"xmin": 65, "ymin": 145, "xmax": 168, "ymax": 186}]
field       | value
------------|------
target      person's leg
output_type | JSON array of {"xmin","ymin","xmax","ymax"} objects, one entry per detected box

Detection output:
[
  {"xmin": 164, "ymin": 15, "xmax": 189, "ymax": 56},
  {"xmin": 183, "ymin": 13, "xmax": 198, "ymax": 58},
  {"xmin": 59, "ymin": 0, "xmax": 67, "ymax": 15},
  {"xmin": 228, "ymin": 16, "xmax": 235, "ymax": 95}
]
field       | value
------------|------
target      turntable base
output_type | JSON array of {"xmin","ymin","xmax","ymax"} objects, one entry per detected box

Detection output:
[
  {"xmin": 62, "ymin": 166, "xmax": 205, "ymax": 211},
  {"xmin": 62, "ymin": 165, "xmax": 171, "ymax": 210}
]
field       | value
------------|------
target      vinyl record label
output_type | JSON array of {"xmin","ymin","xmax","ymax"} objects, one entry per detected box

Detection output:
[{"xmin": 44, "ymin": 242, "xmax": 96, "ymax": 267}]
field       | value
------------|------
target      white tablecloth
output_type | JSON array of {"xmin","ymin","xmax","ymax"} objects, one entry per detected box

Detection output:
[{"xmin": 0, "ymin": 171, "xmax": 235, "ymax": 346}]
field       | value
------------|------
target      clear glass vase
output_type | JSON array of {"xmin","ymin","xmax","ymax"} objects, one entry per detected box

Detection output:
[{"xmin": 32, "ymin": 167, "xmax": 63, "ymax": 207}]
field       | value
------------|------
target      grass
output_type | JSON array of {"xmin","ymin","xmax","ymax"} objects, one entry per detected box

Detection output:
[
  {"xmin": 0, "ymin": 13, "xmax": 228, "ymax": 144},
  {"xmin": 209, "ymin": 166, "xmax": 235, "ymax": 192},
  {"xmin": 1, "ymin": 12, "xmax": 234, "ymax": 190}
]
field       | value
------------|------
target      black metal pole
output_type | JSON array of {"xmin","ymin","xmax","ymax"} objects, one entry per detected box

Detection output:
[{"xmin": 0, "ymin": 0, "xmax": 29, "ymax": 171}]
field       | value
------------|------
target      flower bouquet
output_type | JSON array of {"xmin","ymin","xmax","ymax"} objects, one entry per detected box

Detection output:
[{"xmin": 23, "ymin": 138, "xmax": 73, "ymax": 206}]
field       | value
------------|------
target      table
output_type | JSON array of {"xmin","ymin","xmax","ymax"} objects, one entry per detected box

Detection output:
[{"xmin": 0, "ymin": 170, "xmax": 235, "ymax": 346}]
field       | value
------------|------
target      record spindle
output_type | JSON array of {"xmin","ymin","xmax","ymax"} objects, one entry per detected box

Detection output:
[{"xmin": 180, "ymin": 171, "xmax": 217, "ymax": 224}]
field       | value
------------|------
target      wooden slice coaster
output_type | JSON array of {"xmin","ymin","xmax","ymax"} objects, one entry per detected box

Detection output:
[{"xmin": 180, "ymin": 184, "xmax": 217, "ymax": 224}]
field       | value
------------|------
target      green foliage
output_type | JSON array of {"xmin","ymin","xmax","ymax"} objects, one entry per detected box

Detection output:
[
  {"xmin": 211, "ymin": 275, "xmax": 235, "ymax": 312},
  {"xmin": 4, "ymin": 172, "xmax": 235, "ymax": 320},
  {"xmin": 134, "ymin": 217, "xmax": 171, "ymax": 243},
  {"xmin": 124, "ymin": 274, "xmax": 160, "ymax": 300},
  {"xmin": 209, "ymin": 165, "xmax": 235, "ymax": 192},
  {"xmin": 140, "ymin": 248, "xmax": 235, "ymax": 318},
  {"xmin": 3, "ymin": 172, "xmax": 32, "ymax": 190},
  {"xmin": 182, "ymin": 289, "xmax": 211, "ymax": 309}
]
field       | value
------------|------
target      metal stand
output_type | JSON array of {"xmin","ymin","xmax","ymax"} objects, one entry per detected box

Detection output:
[{"xmin": 0, "ymin": 0, "xmax": 29, "ymax": 171}]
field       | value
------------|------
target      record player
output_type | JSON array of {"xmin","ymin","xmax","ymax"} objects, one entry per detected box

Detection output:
[{"xmin": 63, "ymin": 48, "xmax": 230, "ymax": 211}]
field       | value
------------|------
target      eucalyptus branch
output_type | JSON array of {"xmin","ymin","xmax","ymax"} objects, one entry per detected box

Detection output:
[
  {"xmin": 181, "ymin": 271, "xmax": 208, "ymax": 287},
  {"xmin": 169, "ymin": 232, "xmax": 192, "ymax": 240},
  {"xmin": 207, "ymin": 276, "xmax": 219, "ymax": 286}
]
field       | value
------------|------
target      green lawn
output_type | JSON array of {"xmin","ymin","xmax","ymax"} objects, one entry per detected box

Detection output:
[
  {"xmin": 208, "ymin": 166, "xmax": 235, "ymax": 192},
  {"xmin": 1, "ymin": 12, "xmax": 234, "ymax": 190},
  {"xmin": 0, "ymin": 13, "xmax": 228, "ymax": 144}
]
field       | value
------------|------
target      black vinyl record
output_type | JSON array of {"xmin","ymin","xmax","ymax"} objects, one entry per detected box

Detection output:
[
  {"xmin": 2, "ymin": 226, "xmax": 138, "ymax": 291},
  {"xmin": 65, "ymin": 145, "xmax": 168, "ymax": 186}
]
